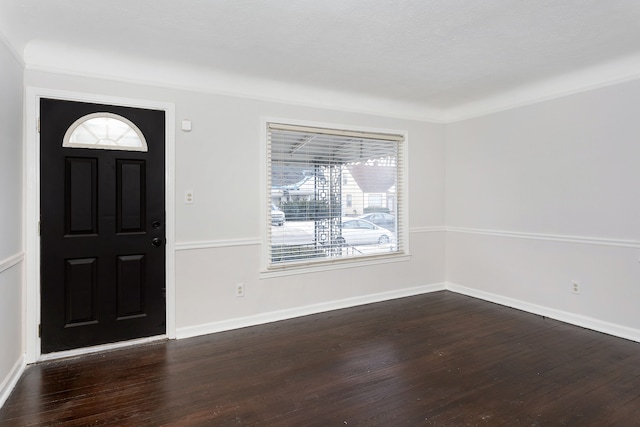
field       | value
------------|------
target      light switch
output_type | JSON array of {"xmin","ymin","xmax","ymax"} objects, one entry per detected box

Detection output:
[{"xmin": 181, "ymin": 119, "xmax": 192, "ymax": 132}]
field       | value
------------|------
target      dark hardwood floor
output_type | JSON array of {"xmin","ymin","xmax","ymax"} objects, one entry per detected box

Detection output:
[{"xmin": 2, "ymin": 291, "xmax": 640, "ymax": 426}]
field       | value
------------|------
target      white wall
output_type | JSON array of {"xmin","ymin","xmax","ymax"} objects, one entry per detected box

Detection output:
[
  {"xmin": 0, "ymin": 36, "xmax": 24, "ymax": 404},
  {"xmin": 25, "ymin": 70, "xmax": 447, "ymax": 336},
  {"xmin": 22, "ymin": 64, "xmax": 640, "ymax": 348},
  {"xmin": 446, "ymin": 79, "xmax": 640, "ymax": 340}
]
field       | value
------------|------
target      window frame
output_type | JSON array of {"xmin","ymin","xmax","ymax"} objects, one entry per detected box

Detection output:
[{"xmin": 261, "ymin": 118, "xmax": 410, "ymax": 277}]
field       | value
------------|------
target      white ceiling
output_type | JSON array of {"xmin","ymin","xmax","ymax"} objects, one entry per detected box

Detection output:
[{"xmin": 2, "ymin": 0, "xmax": 640, "ymax": 121}]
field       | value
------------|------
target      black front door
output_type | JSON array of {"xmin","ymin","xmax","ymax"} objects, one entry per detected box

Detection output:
[{"xmin": 40, "ymin": 98, "xmax": 166, "ymax": 354}]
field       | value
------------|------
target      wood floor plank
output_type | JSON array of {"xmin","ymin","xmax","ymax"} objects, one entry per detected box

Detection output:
[{"xmin": 2, "ymin": 291, "xmax": 640, "ymax": 426}]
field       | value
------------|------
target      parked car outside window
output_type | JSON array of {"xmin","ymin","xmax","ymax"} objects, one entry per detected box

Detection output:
[
  {"xmin": 271, "ymin": 204, "xmax": 285, "ymax": 226},
  {"xmin": 341, "ymin": 218, "xmax": 392, "ymax": 245},
  {"xmin": 358, "ymin": 212, "xmax": 396, "ymax": 230}
]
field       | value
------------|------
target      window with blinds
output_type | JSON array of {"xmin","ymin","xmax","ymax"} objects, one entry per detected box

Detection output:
[{"xmin": 267, "ymin": 122, "xmax": 405, "ymax": 269}]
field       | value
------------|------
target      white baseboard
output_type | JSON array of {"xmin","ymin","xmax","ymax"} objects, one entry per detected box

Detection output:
[
  {"xmin": 177, "ymin": 282, "xmax": 446, "ymax": 339},
  {"xmin": 446, "ymin": 282, "xmax": 640, "ymax": 343},
  {"xmin": 0, "ymin": 355, "xmax": 25, "ymax": 409}
]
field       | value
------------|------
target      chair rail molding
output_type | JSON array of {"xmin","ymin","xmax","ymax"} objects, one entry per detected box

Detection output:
[
  {"xmin": 447, "ymin": 226, "xmax": 640, "ymax": 249},
  {"xmin": 0, "ymin": 252, "xmax": 23, "ymax": 274}
]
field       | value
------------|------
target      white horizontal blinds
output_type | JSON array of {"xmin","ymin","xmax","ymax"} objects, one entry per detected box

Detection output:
[{"xmin": 268, "ymin": 122, "xmax": 404, "ymax": 268}]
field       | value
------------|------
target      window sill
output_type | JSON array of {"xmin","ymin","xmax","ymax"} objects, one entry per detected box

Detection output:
[{"xmin": 260, "ymin": 253, "xmax": 412, "ymax": 279}]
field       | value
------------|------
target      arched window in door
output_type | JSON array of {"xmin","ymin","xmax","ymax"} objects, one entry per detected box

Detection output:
[{"xmin": 63, "ymin": 112, "xmax": 148, "ymax": 152}]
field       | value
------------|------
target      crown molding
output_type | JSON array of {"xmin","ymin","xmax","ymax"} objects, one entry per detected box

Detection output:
[
  {"xmin": 22, "ymin": 41, "xmax": 640, "ymax": 124},
  {"xmin": 444, "ymin": 53, "xmax": 640, "ymax": 122},
  {"xmin": 24, "ymin": 40, "xmax": 446, "ymax": 123},
  {"xmin": 0, "ymin": 29, "xmax": 24, "ymax": 67}
]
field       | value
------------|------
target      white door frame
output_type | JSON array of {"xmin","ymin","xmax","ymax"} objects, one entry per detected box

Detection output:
[{"xmin": 25, "ymin": 87, "xmax": 176, "ymax": 363}]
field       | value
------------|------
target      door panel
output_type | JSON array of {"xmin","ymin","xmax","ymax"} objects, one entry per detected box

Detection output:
[
  {"xmin": 116, "ymin": 254, "xmax": 146, "ymax": 319},
  {"xmin": 65, "ymin": 157, "xmax": 98, "ymax": 235},
  {"xmin": 64, "ymin": 257, "xmax": 98, "ymax": 326},
  {"xmin": 117, "ymin": 159, "xmax": 146, "ymax": 233},
  {"xmin": 40, "ymin": 98, "xmax": 166, "ymax": 354}
]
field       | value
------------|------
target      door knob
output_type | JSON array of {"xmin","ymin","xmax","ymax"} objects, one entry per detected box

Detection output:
[{"xmin": 151, "ymin": 237, "xmax": 162, "ymax": 247}]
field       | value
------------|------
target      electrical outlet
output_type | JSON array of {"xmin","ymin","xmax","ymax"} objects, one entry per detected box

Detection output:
[
  {"xmin": 571, "ymin": 281, "xmax": 581, "ymax": 295},
  {"xmin": 185, "ymin": 190, "xmax": 194, "ymax": 204},
  {"xmin": 235, "ymin": 283, "xmax": 245, "ymax": 297}
]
